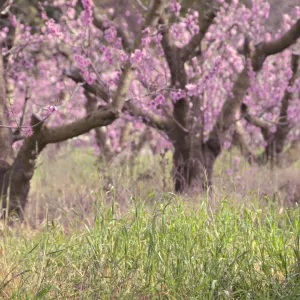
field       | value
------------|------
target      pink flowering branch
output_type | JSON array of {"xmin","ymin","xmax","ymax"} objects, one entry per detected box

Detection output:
[
  {"xmin": 67, "ymin": 66, "xmax": 170, "ymax": 131},
  {"xmin": 157, "ymin": 4, "xmax": 217, "ymax": 146},
  {"xmin": 208, "ymin": 18, "xmax": 300, "ymax": 157},
  {"xmin": 26, "ymin": 0, "xmax": 168, "ymax": 145},
  {"xmin": 66, "ymin": 1, "xmax": 171, "ymax": 132},
  {"xmin": 234, "ymin": 54, "xmax": 300, "ymax": 165},
  {"xmin": 181, "ymin": 9, "xmax": 216, "ymax": 62},
  {"xmin": 92, "ymin": 7, "xmax": 131, "ymax": 51}
]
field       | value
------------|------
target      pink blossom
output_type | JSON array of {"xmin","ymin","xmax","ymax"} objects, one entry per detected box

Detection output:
[
  {"xmin": 170, "ymin": 1, "xmax": 181, "ymax": 17},
  {"xmin": 171, "ymin": 90, "xmax": 186, "ymax": 102},
  {"xmin": 234, "ymin": 156, "xmax": 240, "ymax": 165},
  {"xmin": 81, "ymin": 0, "xmax": 93, "ymax": 26},
  {"xmin": 153, "ymin": 94, "xmax": 165, "ymax": 107},
  {"xmin": 185, "ymin": 83, "xmax": 198, "ymax": 96},
  {"xmin": 223, "ymin": 141, "xmax": 231, "ymax": 149},
  {"xmin": 9, "ymin": 15, "xmax": 18, "ymax": 27},
  {"xmin": 104, "ymin": 27, "xmax": 117, "ymax": 43},
  {"xmin": 24, "ymin": 126, "xmax": 33, "ymax": 137},
  {"xmin": 226, "ymin": 169, "xmax": 234, "ymax": 176},
  {"xmin": 130, "ymin": 49, "xmax": 146, "ymax": 65},
  {"xmin": 47, "ymin": 105, "xmax": 58, "ymax": 113}
]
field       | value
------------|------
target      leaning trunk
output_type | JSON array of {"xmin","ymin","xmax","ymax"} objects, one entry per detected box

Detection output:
[
  {"xmin": 0, "ymin": 49, "xmax": 42, "ymax": 220},
  {"xmin": 1, "ymin": 116, "xmax": 45, "ymax": 220}
]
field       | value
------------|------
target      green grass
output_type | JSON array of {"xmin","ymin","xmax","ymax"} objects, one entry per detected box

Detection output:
[
  {"xmin": 1, "ymin": 147, "xmax": 300, "ymax": 299},
  {"xmin": 1, "ymin": 196, "xmax": 300, "ymax": 299}
]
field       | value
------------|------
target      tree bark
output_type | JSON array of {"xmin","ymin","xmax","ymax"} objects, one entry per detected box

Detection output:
[
  {"xmin": 0, "ymin": 51, "xmax": 14, "ymax": 165},
  {"xmin": 0, "ymin": 49, "xmax": 15, "ymax": 219},
  {"xmin": 1, "ymin": 116, "xmax": 45, "ymax": 220},
  {"xmin": 172, "ymin": 140, "xmax": 217, "ymax": 193},
  {"xmin": 84, "ymin": 92, "xmax": 113, "ymax": 160},
  {"xmin": 171, "ymin": 114, "xmax": 219, "ymax": 193}
]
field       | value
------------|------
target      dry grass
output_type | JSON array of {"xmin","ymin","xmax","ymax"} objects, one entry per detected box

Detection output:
[{"xmin": 20, "ymin": 145, "xmax": 300, "ymax": 227}]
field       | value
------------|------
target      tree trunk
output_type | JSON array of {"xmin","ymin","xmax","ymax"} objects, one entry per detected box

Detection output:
[
  {"xmin": 84, "ymin": 92, "xmax": 113, "ymax": 161},
  {"xmin": 0, "ymin": 49, "xmax": 45, "ymax": 220},
  {"xmin": 0, "ymin": 116, "xmax": 45, "ymax": 220},
  {"xmin": 0, "ymin": 49, "xmax": 15, "ymax": 219},
  {"xmin": 0, "ymin": 52, "xmax": 14, "ymax": 165},
  {"xmin": 172, "ymin": 136, "xmax": 217, "ymax": 193}
]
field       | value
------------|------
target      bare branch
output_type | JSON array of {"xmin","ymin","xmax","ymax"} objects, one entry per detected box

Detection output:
[
  {"xmin": 232, "ymin": 120, "xmax": 258, "ymax": 164},
  {"xmin": 136, "ymin": 0, "xmax": 149, "ymax": 11},
  {"xmin": 65, "ymin": 67, "xmax": 109, "ymax": 102},
  {"xmin": 12, "ymin": 133, "xmax": 25, "ymax": 143},
  {"xmin": 252, "ymin": 19, "xmax": 300, "ymax": 72},
  {"xmin": 85, "ymin": 91, "xmax": 113, "ymax": 158},
  {"xmin": 40, "ymin": 106, "xmax": 116, "ymax": 144},
  {"xmin": 241, "ymin": 103, "xmax": 269, "ymax": 129},
  {"xmin": 159, "ymin": 16, "xmax": 181, "ymax": 87},
  {"xmin": 207, "ymin": 67, "xmax": 250, "ymax": 156},
  {"xmin": 143, "ymin": 0, "xmax": 167, "ymax": 30}
]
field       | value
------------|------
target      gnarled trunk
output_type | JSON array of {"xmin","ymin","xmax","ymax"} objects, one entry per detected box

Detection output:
[{"xmin": 172, "ymin": 135, "xmax": 218, "ymax": 193}]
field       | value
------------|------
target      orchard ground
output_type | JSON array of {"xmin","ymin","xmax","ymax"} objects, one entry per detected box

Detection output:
[{"xmin": 1, "ymin": 145, "xmax": 300, "ymax": 298}]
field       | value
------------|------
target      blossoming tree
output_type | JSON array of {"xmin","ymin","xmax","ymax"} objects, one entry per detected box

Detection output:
[
  {"xmin": 0, "ymin": 0, "xmax": 300, "ymax": 218},
  {"xmin": 69, "ymin": 0, "xmax": 300, "ymax": 191},
  {"xmin": 0, "ymin": 0, "xmax": 167, "ymax": 218}
]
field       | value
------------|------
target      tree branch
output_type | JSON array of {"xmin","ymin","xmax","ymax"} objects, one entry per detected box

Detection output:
[
  {"xmin": 84, "ymin": 91, "xmax": 113, "ymax": 159},
  {"xmin": 39, "ymin": 106, "xmax": 116, "ymax": 144},
  {"xmin": 92, "ymin": 8, "xmax": 131, "ymax": 52},
  {"xmin": 41, "ymin": 0, "xmax": 168, "ymax": 145},
  {"xmin": 232, "ymin": 120, "xmax": 258, "ymax": 164},
  {"xmin": 65, "ymin": 67, "xmax": 110, "ymax": 102},
  {"xmin": 273, "ymin": 54, "xmax": 300, "ymax": 154},
  {"xmin": 252, "ymin": 19, "xmax": 300, "ymax": 72},
  {"xmin": 207, "ymin": 20, "xmax": 300, "ymax": 157},
  {"xmin": 66, "ymin": 67, "xmax": 170, "ymax": 131},
  {"xmin": 181, "ymin": 10, "xmax": 216, "ymax": 62},
  {"xmin": 207, "ymin": 67, "xmax": 250, "ymax": 157},
  {"xmin": 159, "ymin": 16, "xmax": 181, "ymax": 86},
  {"xmin": 240, "ymin": 103, "xmax": 269, "ymax": 130},
  {"xmin": 240, "ymin": 55, "xmax": 299, "ymax": 164}
]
